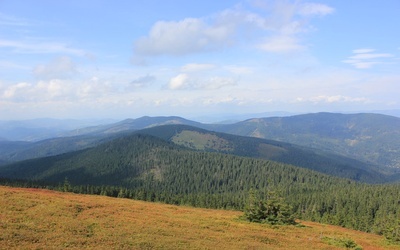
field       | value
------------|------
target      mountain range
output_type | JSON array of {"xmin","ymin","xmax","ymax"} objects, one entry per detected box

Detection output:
[{"xmin": 1, "ymin": 112, "xmax": 399, "ymax": 181}]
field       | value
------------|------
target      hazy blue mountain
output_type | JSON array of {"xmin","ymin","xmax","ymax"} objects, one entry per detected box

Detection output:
[
  {"xmin": 0, "ymin": 118, "xmax": 116, "ymax": 141},
  {"xmin": 62, "ymin": 116, "xmax": 206, "ymax": 137}
]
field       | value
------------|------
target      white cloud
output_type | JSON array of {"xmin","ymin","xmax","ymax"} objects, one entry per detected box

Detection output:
[
  {"xmin": 2, "ymin": 79, "xmax": 68, "ymax": 102},
  {"xmin": 298, "ymin": 3, "xmax": 335, "ymax": 16},
  {"xmin": 33, "ymin": 56, "xmax": 77, "ymax": 79},
  {"xmin": 343, "ymin": 48, "xmax": 395, "ymax": 69},
  {"xmin": 167, "ymin": 73, "xmax": 190, "ymax": 90},
  {"xmin": 166, "ymin": 73, "xmax": 237, "ymax": 90},
  {"xmin": 2, "ymin": 82, "xmax": 31, "ymax": 100},
  {"xmin": 349, "ymin": 53, "xmax": 393, "ymax": 60},
  {"xmin": 352, "ymin": 48, "xmax": 375, "ymax": 54},
  {"xmin": 134, "ymin": 18, "xmax": 234, "ymax": 56}
]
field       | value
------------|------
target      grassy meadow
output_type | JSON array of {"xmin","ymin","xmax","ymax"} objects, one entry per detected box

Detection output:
[{"xmin": 0, "ymin": 186, "xmax": 398, "ymax": 249}]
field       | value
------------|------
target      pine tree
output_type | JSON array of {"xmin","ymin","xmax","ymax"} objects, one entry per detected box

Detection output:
[{"xmin": 243, "ymin": 190, "xmax": 296, "ymax": 225}]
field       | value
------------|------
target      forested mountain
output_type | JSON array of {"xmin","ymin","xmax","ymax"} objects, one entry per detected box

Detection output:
[
  {"xmin": 213, "ymin": 112, "xmax": 400, "ymax": 172},
  {"xmin": 136, "ymin": 124, "xmax": 389, "ymax": 183},
  {"xmin": 0, "ymin": 133, "xmax": 399, "ymax": 239}
]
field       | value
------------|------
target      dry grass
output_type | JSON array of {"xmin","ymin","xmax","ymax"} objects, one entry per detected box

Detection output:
[{"xmin": 0, "ymin": 186, "xmax": 398, "ymax": 249}]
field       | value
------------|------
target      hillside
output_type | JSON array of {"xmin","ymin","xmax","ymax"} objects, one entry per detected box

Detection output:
[
  {"xmin": 215, "ymin": 113, "xmax": 400, "ymax": 171},
  {"xmin": 1, "ymin": 186, "xmax": 397, "ymax": 250}
]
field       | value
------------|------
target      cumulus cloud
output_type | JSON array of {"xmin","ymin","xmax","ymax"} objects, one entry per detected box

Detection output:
[
  {"xmin": 343, "ymin": 49, "xmax": 395, "ymax": 69},
  {"xmin": 33, "ymin": 56, "xmax": 77, "ymax": 79},
  {"xmin": 167, "ymin": 73, "xmax": 191, "ymax": 90},
  {"xmin": 134, "ymin": 18, "xmax": 234, "ymax": 56},
  {"xmin": 2, "ymin": 79, "xmax": 69, "ymax": 102}
]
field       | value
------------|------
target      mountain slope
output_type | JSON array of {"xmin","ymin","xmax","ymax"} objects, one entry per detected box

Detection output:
[
  {"xmin": 2, "ymin": 186, "xmax": 396, "ymax": 250},
  {"xmin": 215, "ymin": 113, "xmax": 400, "ymax": 171}
]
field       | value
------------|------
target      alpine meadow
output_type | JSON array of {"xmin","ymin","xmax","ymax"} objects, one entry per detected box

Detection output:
[{"xmin": 1, "ymin": 0, "xmax": 400, "ymax": 249}]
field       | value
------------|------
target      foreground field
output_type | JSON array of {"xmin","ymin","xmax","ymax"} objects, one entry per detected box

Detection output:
[{"xmin": 0, "ymin": 186, "xmax": 398, "ymax": 249}]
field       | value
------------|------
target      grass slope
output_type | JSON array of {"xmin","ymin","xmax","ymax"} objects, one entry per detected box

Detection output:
[{"xmin": 1, "ymin": 186, "xmax": 397, "ymax": 250}]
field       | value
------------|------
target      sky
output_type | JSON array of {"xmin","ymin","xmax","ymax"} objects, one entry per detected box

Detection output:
[{"xmin": 0, "ymin": 0, "xmax": 399, "ymax": 120}]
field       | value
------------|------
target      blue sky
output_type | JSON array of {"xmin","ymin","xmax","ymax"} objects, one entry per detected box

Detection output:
[{"xmin": 0, "ymin": 0, "xmax": 399, "ymax": 120}]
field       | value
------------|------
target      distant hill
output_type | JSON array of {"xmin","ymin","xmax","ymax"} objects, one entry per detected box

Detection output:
[{"xmin": 213, "ymin": 112, "xmax": 400, "ymax": 172}]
